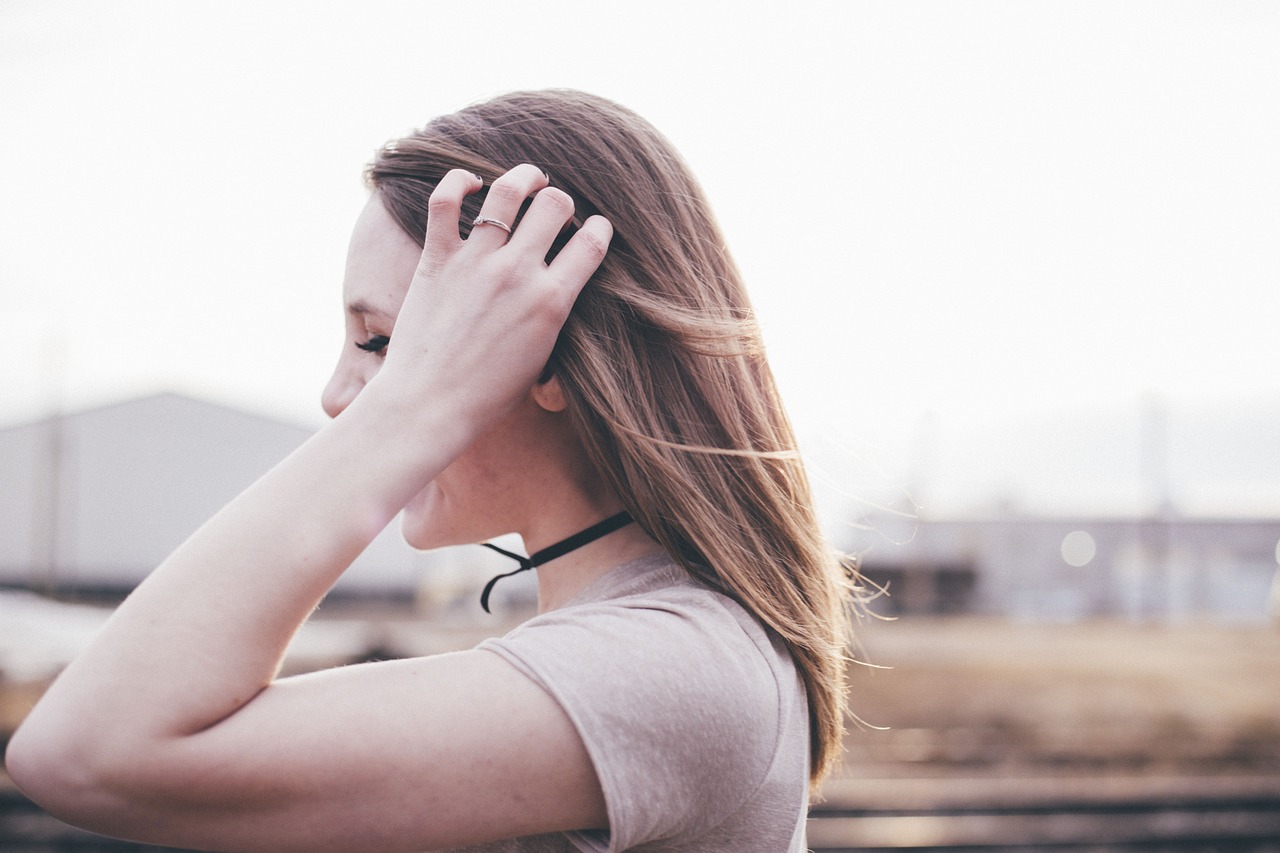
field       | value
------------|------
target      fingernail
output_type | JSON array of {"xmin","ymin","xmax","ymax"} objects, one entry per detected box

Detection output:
[
  {"xmin": 539, "ymin": 167, "xmax": 550, "ymax": 183},
  {"xmin": 472, "ymin": 172, "xmax": 484, "ymax": 184}
]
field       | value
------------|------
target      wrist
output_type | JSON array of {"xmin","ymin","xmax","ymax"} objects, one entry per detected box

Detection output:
[{"xmin": 334, "ymin": 372, "xmax": 480, "ymax": 487}]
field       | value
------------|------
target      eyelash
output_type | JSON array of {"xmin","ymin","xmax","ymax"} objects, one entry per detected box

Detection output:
[{"xmin": 355, "ymin": 334, "xmax": 390, "ymax": 355}]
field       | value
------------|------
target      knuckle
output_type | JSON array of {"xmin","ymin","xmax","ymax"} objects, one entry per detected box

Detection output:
[
  {"xmin": 537, "ymin": 187, "xmax": 575, "ymax": 217},
  {"xmin": 531, "ymin": 290, "xmax": 567, "ymax": 322},
  {"xmin": 574, "ymin": 227, "xmax": 609, "ymax": 260},
  {"xmin": 501, "ymin": 163, "xmax": 543, "ymax": 182},
  {"xmin": 536, "ymin": 307, "xmax": 562, "ymax": 330},
  {"xmin": 427, "ymin": 188, "xmax": 456, "ymax": 214},
  {"xmin": 486, "ymin": 180, "xmax": 526, "ymax": 207}
]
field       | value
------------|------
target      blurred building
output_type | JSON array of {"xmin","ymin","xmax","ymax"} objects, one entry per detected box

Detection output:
[
  {"xmin": 0, "ymin": 393, "xmax": 453, "ymax": 599},
  {"xmin": 5, "ymin": 392, "xmax": 1277, "ymax": 622},
  {"xmin": 849, "ymin": 512, "xmax": 1280, "ymax": 623}
]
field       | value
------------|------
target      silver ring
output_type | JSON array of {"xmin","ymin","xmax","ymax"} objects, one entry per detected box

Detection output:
[{"xmin": 472, "ymin": 215, "xmax": 512, "ymax": 235}]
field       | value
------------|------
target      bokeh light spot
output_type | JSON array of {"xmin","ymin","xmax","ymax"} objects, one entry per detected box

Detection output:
[{"xmin": 1061, "ymin": 531, "xmax": 1097, "ymax": 567}]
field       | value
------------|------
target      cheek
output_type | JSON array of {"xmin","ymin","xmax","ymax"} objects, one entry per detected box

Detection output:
[
  {"xmin": 448, "ymin": 435, "xmax": 501, "ymax": 481},
  {"xmin": 437, "ymin": 440, "xmax": 509, "ymax": 507}
]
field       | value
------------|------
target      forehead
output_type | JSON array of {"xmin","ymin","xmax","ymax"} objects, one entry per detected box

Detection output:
[{"xmin": 342, "ymin": 194, "xmax": 421, "ymax": 318}]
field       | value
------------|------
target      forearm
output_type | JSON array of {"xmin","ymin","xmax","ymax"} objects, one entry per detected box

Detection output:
[{"xmin": 11, "ymin": 382, "xmax": 469, "ymax": 764}]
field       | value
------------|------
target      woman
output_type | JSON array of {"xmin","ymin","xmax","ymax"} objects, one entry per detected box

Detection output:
[{"xmin": 7, "ymin": 90, "xmax": 861, "ymax": 851}]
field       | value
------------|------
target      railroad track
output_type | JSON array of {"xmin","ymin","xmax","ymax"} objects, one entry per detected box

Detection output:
[
  {"xmin": 809, "ymin": 772, "xmax": 1280, "ymax": 851},
  {"xmin": 4, "ymin": 774, "xmax": 1280, "ymax": 851},
  {"xmin": 808, "ymin": 799, "xmax": 1280, "ymax": 851}
]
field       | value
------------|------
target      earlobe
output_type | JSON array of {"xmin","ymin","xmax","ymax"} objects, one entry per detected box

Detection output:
[{"xmin": 531, "ymin": 373, "xmax": 568, "ymax": 412}]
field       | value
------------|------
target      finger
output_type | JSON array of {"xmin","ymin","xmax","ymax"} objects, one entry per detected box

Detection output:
[
  {"xmin": 469, "ymin": 164, "xmax": 550, "ymax": 249},
  {"xmin": 505, "ymin": 187, "xmax": 575, "ymax": 257},
  {"xmin": 424, "ymin": 169, "xmax": 484, "ymax": 255},
  {"xmin": 547, "ymin": 215, "xmax": 613, "ymax": 297}
]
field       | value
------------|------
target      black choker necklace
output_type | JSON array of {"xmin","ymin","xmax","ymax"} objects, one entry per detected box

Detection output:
[{"xmin": 478, "ymin": 511, "xmax": 634, "ymax": 613}]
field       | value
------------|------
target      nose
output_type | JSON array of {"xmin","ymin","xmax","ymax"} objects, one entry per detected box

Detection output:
[{"xmin": 321, "ymin": 360, "xmax": 363, "ymax": 419}]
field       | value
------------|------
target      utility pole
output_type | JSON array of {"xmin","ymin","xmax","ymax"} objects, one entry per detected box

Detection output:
[
  {"xmin": 32, "ymin": 328, "xmax": 68, "ymax": 597},
  {"xmin": 1139, "ymin": 392, "xmax": 1174, "ymax": 619}
]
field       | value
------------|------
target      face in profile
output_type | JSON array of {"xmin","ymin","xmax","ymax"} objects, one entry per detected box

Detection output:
[{"xmin": 321, "ymin": 194, "xmax": 560, "ymax": 551}]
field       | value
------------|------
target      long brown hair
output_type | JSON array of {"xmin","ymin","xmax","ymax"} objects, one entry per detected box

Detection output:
[{"xmin": 367, "ymin": 89, "xmax": 864, "ymax": 788}]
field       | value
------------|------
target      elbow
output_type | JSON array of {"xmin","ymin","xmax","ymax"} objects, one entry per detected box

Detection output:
[
  {"xmin": 7, "ymin": 717, "xmax": 93, "ymax": 814},
  {"xmin": 7, "ymin": 712, "xmax": 203, "ymax": 846},
  {"xmin": 5, "ymin": 715, "xmax": 136, "ymax": 832},
  {"xmin": 6, "ymin": 718, "xmax": 78, "ymax": 811}
]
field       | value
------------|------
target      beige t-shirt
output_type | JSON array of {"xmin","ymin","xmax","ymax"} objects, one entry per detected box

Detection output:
[{"xmin": 450, "ymin": 554, "xmax": 810, "ymax": 852}]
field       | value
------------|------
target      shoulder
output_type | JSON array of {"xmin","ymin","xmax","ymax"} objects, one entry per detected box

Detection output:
[
  {"xmin": 485, "ymin": 559, "xmax": 789, "ymax": 740},
  {"xmin": 478, "ymin": 558, "xmax": 800, "ymax": 846}
]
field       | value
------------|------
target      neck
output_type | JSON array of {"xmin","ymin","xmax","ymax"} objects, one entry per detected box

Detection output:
[
  {"xmin": 474, "ymin": 400, "xmax": 663, "ymax": 611},
  {"xmin": 529, "ymin": 518, "xmax": 662, "ymax": 612},
  {"xmin": 486, "ymin": 499, "xmax": 662, "ymax": 613}
]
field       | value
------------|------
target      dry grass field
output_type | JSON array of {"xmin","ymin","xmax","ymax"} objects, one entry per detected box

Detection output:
[
  {"xmin": 809, "ymin": 618, "xmax": 1280, "ymax": 849},
  {"xmin": 836, "ymin": 616, "xmax": 1280, "ymax": 773}
]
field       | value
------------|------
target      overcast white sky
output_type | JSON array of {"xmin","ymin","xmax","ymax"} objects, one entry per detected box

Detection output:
[{"xmin": 3, "ymin": 1, "xmax": 1278, "ymax": 516}]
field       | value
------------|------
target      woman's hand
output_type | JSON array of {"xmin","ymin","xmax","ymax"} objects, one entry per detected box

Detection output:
[{"xmin": 368, "ymin": 165, "xmax": 612, "ymax": 442}]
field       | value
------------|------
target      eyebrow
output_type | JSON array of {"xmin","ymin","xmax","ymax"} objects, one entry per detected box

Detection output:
[{"xmin": 347, "ymin": 299, "xmax": 393, "ymax": 320}]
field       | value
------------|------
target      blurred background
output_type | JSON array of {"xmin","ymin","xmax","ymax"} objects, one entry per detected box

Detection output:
[{"xmin": 3, "ymin": 0, "xmax": 1278, "ymax": 849}]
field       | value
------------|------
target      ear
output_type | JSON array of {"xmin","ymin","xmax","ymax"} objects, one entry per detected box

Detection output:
[{"xmin": 531, "ymin": 372, "xmax": 568, "ymax": 412}]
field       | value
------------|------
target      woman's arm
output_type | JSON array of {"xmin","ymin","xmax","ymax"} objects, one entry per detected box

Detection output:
[{"xmin": 5, "ymin": 166, "xmax": 612, "ymax": 851}]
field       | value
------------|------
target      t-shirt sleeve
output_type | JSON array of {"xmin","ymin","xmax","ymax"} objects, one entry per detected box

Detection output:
[{"xmin": 476, "ymin": 590, "xmax": 784, "ymax": 851}]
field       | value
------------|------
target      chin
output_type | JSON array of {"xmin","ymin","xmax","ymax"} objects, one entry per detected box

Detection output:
[
  {"xmin": 399, "ymin": 481, "xmax": 510, "ymax": 551},
  {"xmin": 401, "ymin": 516, "xmax": 469, "ymax": 552},
  {"xmin": 399, "ymin": 483, "xmax": 452, "ymax": 550}
]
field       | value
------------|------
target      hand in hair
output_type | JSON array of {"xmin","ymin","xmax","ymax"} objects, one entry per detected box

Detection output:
[{"xmin": 370, "ymin": 164, "xmax": 612, "ymax": 443}]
